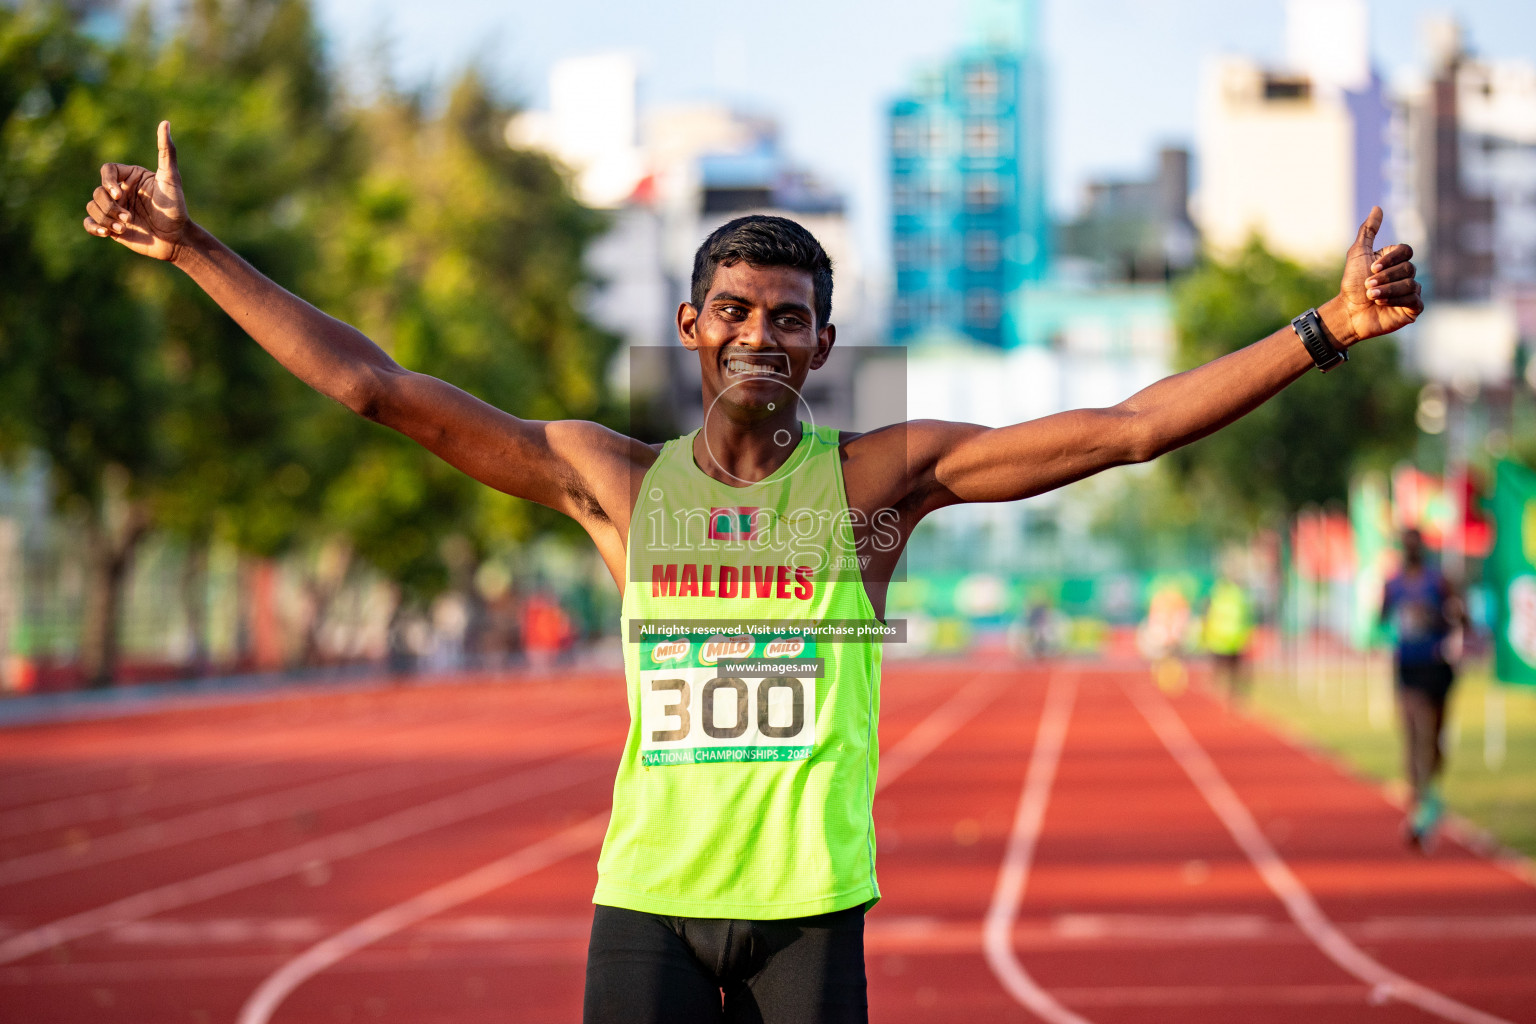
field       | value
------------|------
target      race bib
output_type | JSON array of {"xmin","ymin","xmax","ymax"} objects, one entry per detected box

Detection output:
[{"xmin": 638, "ymin": 635, "xmax": 821, "ymax": 766}]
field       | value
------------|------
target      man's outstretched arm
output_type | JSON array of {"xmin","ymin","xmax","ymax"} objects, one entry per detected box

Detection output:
[
  {"xmin": 906, "ymin": 207, "xmax": 1422, "ymax": 508},
  {"xmin": 83, "ymin": 122, "xmax": 640, "ymax": 523}
]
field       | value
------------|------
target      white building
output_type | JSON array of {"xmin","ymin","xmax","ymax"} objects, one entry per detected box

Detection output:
[
  {"xmin": 1196, "ymin": 0, "xmax": 1389, "ymax": 266},
  {"xmin": 1385, "ymin": 20, "xmax": 1536, "ymax": 387},
  {"xmin": 897, "ymin": 283, "xmax": 1176, "ymax": 575},
  {"xmin": 1458, "ymin": 59, "xmax": 1536, "ymax": 292},
  {"xmin": 505, "ymin": 54, "xmax": 647, "ymax": 211},
  {"xmin": 510, "ymin": 58, "xmax": 876, "ymax": 435}
]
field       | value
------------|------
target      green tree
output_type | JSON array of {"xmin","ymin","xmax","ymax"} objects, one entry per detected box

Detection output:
[
  {"xmin": 128, "ymin": 0, "xmax": 352, "ymax": 669},
  {"xmin": 1, "ymin": 3, "xmax": 173, "ymax": 684},
  {"xmin": 1168, "ymin": 240, "xmax": 1419, "ymax": 526},
  {"xmin": 304, "ymin": 72, "xmax": 617, "ymax": 618},
  {"xmin": 0, "ymin": 0, "xmax": 346, "ymax": 683},
  {"xmin": 3, "ymin": 2, "xmax": 617, "ymax": 681}
]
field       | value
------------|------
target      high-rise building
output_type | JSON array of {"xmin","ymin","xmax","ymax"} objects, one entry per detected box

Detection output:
[
  {"xmin": 1056, "ymin": 147, "xmax": 1198, "ymax": 283},
  {"xmin": 509, "ymin": 57, "xmax": 871, "ymax": 434},
  {"xmin": 1386, "ymin": 20, "xmax": 1535, "ymax": 389},
  {"xmin": 888, "ymin": 0, "xmax": 1050, "ymax": 348},
  {"xmin": 1393, "ymin": 19, "xmax": 1536, "ymax": 302},
  {"xmin": 1196, "ymin": 0, "xmax": 1389, "ymax": 267}
]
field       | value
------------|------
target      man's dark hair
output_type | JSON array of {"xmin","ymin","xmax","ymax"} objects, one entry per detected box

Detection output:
[{"xmin": 690, "ymin": 215, "xmax": 834, "ymax": 328}]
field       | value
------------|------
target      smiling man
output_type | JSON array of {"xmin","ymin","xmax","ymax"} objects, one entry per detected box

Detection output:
[{"xmin": 85, "ymin": 123, "xmax": 1423, "ymax": 1023}]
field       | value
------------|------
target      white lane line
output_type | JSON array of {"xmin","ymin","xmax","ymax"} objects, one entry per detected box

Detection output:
[
  {"xmin": 0, "ymin": 710, "xmax": 612, "ymax": 886},
  {"xmin": 0, "ymin": 742, "xmax": 612, "ymax": 966},
  {"xmin": 1049, "ymin": 913, "xmax": 1276, "ymax": 941},
  {"xmin": 878, "ymin": 673, "xmax": 1009, "ymax": 792},
  {"xmin": 0, "ymin": 696, "xmax": 604, "ymax": 840},
  {"xmin": 0, "ymin": 762, "xmax": 477, "ymax": 886},
  {"xmin": 234, "ymin": 666, "xmax": 1008, "ymax": 1024},
  {"xmin": 1123, "ymin": 678, "xmax": 1516, "ymax": 1024},
  {"xmin": 0, "ymin": 757, "xmax": 317, "ymax": 841},
  {"xmin": 0, "ymin": 759, "xmax": 164, "ymax": 810},
  {"xmin": 88, "ymin": 911, "xmax": 1536, "ymax": 950},
  {"xmin": 0, "ymin": 705, "xmax": 479, "ymax": 840},
  {"xmin": 0, "ymin": 704, "xmax": 416, "ymax": 809},
  {"xmin": 983, "ymin": 670, "xmax": 1095, "ymax": 1024},
  {"xmin": 236, "ymin": 812, "xmax": 609, "ymax": 1024}
]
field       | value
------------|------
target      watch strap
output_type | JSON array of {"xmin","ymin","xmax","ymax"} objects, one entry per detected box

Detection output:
[{"xmin": 1291, "ymin": 308, "xmax": 1347, "ymax": 372}]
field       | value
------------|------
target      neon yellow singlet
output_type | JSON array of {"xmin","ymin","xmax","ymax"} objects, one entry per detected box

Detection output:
[{"xmin": 594, "ymin": 423, "xmax": 885, "ymax": 918}]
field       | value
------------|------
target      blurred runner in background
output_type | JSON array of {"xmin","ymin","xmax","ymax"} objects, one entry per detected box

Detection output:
[
  {"xmin": 1008, "ymin": 589, "xmax": 1063, "ymax": 660},
  {"xmin": 1203, "ymin": 574, "xmax": 1255, "ymax": 705},
  {"xmin": 1381, "ymin": 528, "xmax": 1468, "ymax": 851}
]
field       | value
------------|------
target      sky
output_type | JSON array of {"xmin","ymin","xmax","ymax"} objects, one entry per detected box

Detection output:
[{"xmin": 313, "ymin": 0, "xmax": 1536, "ymax": 271}]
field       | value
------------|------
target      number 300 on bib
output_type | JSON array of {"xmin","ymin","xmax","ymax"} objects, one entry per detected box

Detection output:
[{"xmin": 639, "ymin": 669, "xmax": 816, "ymax": 766}]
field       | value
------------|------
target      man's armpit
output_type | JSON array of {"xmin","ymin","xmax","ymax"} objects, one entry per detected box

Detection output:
[{"xmin": 562, "ymin": 472, "xmax": 610, "ymax": 524}]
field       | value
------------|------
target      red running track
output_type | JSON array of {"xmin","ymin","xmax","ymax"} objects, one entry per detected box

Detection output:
[{"xmin": 0, "ymin": 659, "xmax": 1532, "ymax": 1023}]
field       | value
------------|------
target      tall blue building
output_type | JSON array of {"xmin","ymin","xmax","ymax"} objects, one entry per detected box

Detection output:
[{"xmin": 889, "ymin": 0, "xmax": 1050, "ymax": 348}]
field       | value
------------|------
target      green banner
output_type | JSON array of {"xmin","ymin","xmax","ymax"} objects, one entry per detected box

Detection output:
[
  {"xmin": 1350, "ymin": 474, "xmax": 1394, "ymax": 649},
  {"xmin": 1489, "ymin": 460, "xmax": 1536, "ymax": 686}
]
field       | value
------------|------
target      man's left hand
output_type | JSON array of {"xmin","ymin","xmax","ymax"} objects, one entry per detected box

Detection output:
[{"xmin": 1334, "ymin": 206, "xmax": 1424, "ymax": 345}]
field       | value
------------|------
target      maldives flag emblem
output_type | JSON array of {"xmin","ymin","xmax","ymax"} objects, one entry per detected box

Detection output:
[{"xmin": 708, "ymin": 506, "xmax": 762, "ymax": 542}]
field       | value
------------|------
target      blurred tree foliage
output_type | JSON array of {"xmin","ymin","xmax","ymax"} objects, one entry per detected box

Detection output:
[
  {"xmin": 0, "ymin": 0, "xmax": 615, "ymax": 681},
  {"xmin": 305, "ymin": 73, "xmax": 614, "ymax": 608},
  {"xmin": 1166, "ymin": 240, "xmax": 1420, "ymax": 528}
]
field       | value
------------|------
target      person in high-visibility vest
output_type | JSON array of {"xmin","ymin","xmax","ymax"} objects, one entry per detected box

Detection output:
[{"xmin": 1203, "ymin": 576, "xmax": 1255, "ymax": 704}]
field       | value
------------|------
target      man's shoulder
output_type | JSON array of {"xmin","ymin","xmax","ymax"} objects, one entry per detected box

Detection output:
[
  {"xmin": 835, "ymin": 420, "xmax": 972, "ymax": 516},
  {"xmin": 836, "ymin": 419, "xmax": 970, "ymax": 455},
  {"xmin": 547, "ymin": 419, "xmax": 661, "ymax": 465},
  {"xmin": 542, "ymin": 421, "xmax": 660, "ymax": 525}
]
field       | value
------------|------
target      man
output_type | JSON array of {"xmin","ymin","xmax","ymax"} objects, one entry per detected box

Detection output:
[
  {"xmin": 84, "ymin": 122, "xmax": 1423, "ymax": 1022},
  {"xmin": 1381, "ymin": 528, "xmax": 1466, "ymax": 850}
]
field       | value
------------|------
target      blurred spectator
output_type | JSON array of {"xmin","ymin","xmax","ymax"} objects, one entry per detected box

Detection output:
[
  {"xmin": 1140, "ymin": 580, "xmax": 1193, "ymax": 693},
  {"xmin": 427, "ymin": 592, "xmax": 471, "ymax": 672},
  {"xmin": 521, "ymin": 592, "xmax": 573, "ymax": 672},
  {"xmin": 1139, "ymin": 581, "xmax": 1191, "ymax": 660}
]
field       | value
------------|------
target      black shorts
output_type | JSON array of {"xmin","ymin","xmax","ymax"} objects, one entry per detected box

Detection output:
[
  {"xmin": 1396, "ymin": 659, "xmax": 1455, "ymax": 704},
  {"xmin": 583, "ymin": 903, "xmax": 868, "ymax": 1024}
]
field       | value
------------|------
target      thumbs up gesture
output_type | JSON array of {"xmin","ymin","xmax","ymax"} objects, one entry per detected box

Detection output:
[
  {"xmin": 83, "ymin": 120, "xmax": 189, "ymax": 262},
  {"xmin": 1335, "ymin": 206, "xmax": 1424, "ymax": 344}
]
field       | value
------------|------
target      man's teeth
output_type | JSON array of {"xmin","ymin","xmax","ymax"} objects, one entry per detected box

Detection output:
[{"xmin": 727, "ymin": 358, "xmax": 782, "ymax": 376}]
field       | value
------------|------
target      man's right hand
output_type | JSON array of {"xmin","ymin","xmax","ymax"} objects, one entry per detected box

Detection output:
[
  {"xmin": 83, "ymin": 120, "xmax": 188, "ymax": 262},
  {"xmin": 78, "ymin": 120, "xmax": 648, "ymax": 591}
]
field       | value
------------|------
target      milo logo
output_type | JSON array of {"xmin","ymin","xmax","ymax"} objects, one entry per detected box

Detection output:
[
  {"xmin": 699, "ymin": 635, "xmax": 755, "ymax": 665},
  {"xmin": 763, "ymin": 638, "xmax": 806, "ymax": 658},
  {"xmin": 651, "ymin": 640, "xmax": 690, "ymax": 664}
]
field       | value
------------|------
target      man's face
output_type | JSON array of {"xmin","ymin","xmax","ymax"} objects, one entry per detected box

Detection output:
[{"xmin": 678, "ymin": 262, "xmax": 835, "ymax": 422}]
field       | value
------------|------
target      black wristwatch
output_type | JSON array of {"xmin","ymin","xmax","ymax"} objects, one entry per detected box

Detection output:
[{"xmin": 1291, "ymin": 308, "xmax": 1347, "ymax": 372}]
